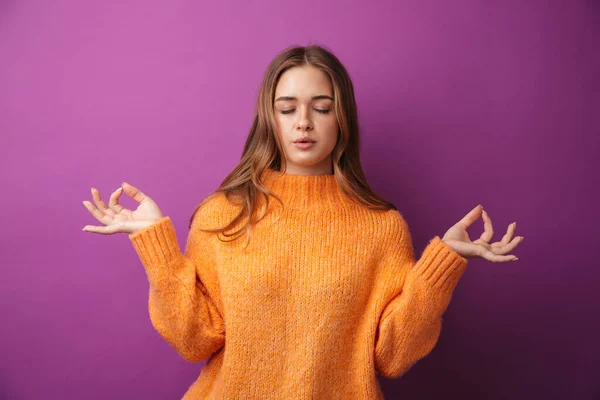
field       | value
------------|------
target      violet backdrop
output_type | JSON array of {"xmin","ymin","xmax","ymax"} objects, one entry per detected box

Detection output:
[{"xmin": 1, "ymin": 0, "xmax": 598, "ymax": 399}]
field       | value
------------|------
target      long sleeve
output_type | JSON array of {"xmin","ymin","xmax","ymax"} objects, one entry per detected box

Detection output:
[
  {"xmin": 128, "ymin": 214, "xmax": 225, "ymax": 363},
  {"xmin": 374, "ymin": 211, "xmax": 468, "ymax": 379}
]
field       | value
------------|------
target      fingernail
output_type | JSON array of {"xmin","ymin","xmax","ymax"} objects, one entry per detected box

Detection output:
[
  {"xmin": 512, "ymin": 257, "xmax": 519, "ymax": 261},
  {"xmin": 91, "ymin": 187, "xmax": 96, "ymax": 192},
  {"xmin": 116, "ymin": 187, "xmax": 123, "ymax": 192}
]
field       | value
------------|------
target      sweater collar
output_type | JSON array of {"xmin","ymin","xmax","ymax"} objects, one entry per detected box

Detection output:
[{"xmin": 260, "ymin": 167, "xmax": 349, "ymax": 211}]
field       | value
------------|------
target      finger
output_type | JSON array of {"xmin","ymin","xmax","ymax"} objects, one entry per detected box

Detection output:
[
  {"xmin": 121, "ymin": 182, "xmax": 148, "ymax": 204},
  {"xmin": 90, "ymin": 187, "xmax": 115, "ymax": 216},
  {"xmin": 499, "ymin": 221, "xmax": 516, "ymax": 245},
  {"xmin": 479, "ymin": 247, "xmax": 518, "ymax": 262},
  {"xmin": 489, "ymin": 235, "xmax": 522, "ymax": 254},
  {"xmin": 108, "ymin": 187, "xmax": 125, "ymax": 213},
  {"xmin": 82, "ymin": 223, "xmax": 122, "ymax": 235},
  {"xmin": 479, "ymin": 209, "xmax": 494, "ymax": 243},
  {"xmin": 82, "ymin": 200, "xmax": 114, "ymax": 225},
  {"xmin": 457, "ymin": 204, "xmax": 484, "ymax": 230}
]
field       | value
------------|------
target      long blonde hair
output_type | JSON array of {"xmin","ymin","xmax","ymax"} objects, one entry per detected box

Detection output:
[{"xmin": 189, "ymin": 44, "xmax": 397, "ymax": 244}]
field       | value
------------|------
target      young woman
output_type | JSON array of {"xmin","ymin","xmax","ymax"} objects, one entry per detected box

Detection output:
[{"xmin": 82, "ymin": 44, "xmax": 522, "ymax": 399}]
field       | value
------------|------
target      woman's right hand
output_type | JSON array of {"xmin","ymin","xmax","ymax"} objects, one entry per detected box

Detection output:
[{"xmin": 82, "ymin": 182, "xmax": 165, "ymax": 235}]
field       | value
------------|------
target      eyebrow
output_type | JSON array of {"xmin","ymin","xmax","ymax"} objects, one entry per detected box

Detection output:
[{"xmin": 274, "ymin": 95, "xmax": 334, "ymax": 102}]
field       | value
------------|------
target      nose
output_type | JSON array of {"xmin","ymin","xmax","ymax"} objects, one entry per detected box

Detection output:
[{"xmin": 295, "ymin": 107, "xmax": 313, "ymax": 131}]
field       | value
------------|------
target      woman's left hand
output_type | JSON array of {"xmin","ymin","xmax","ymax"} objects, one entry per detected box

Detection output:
[{"xmin": 441, "ymin": 204, "xmax": 523, "ymax": 262}]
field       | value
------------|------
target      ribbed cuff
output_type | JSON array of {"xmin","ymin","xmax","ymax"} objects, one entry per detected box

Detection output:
[
  {"xmin": 128, "ymin": 217, "xmax": 181, "ymax": 268},
  {"xmin": 412, "ymin": 236, "xmax": 468, "ymax": 295}
]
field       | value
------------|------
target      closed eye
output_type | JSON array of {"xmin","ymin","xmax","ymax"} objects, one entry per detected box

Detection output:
[{"xmin": 280, "ymin": 109, "xmax": 331, "ymax": 115}]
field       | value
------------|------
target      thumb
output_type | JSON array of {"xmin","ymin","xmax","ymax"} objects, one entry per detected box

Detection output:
[
  {"xmin": 457, "ymin": 204, "xmax": 483, "ymax": 229},
  {"xmin": 121, "ymin": 182, "xmax": 148, "ymax": 204}
]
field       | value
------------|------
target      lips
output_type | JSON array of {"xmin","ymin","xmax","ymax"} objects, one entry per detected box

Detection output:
[{"xmin": 293, "ymin": 138, "xmax": 316, "ymax": 143}]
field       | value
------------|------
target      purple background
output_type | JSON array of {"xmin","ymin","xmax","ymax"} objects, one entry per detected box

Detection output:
[{"xmin": 2, "ymin": 0, "xmax": 598, "ymax": 399}]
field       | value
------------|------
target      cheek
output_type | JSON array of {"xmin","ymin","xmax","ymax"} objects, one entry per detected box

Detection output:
[
  {"xmin": 273, "ymin": 117, "xmax": 283, "ymax": 137},
  {"xmin": 274, "ymin": 116, "xmax": 289, "ymax": 135},
  {"xmin": 322, "ymin": 118, "xmax": 339, "ymax": 139}
]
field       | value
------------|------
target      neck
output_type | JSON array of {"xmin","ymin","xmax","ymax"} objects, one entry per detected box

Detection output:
[{"xmin": 260, "ymin": 167, "xmax": 350, "ymax": 211}]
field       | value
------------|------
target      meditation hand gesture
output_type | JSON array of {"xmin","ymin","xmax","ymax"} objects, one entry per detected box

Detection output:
[
  {"xmin": 82, "ymin": 182, "xmax": 164, "ymax": 235},
  {"xmin": 441, "ymin": 205, "xmax": 523, "ymax": 262}
]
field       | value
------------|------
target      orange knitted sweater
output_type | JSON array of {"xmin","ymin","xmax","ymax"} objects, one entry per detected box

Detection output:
[{"xmin": 128, "ymin": 168, "xmax": 469, "ymax": 399}]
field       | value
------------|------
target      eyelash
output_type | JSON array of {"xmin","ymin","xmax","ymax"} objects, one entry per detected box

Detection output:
[{"xmin": 280, "ymin": 109, "xmax": 331, "ymax": 115}]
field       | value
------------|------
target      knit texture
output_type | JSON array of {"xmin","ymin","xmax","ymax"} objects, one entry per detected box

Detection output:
[{"xmin": 128, "ymin": 167, "xmax": 469, "ymax": 399}]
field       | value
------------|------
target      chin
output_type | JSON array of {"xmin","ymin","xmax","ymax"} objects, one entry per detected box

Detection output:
[{"xmin": 288, "ymin": 157, "xmax": 324, "ymax": 166}]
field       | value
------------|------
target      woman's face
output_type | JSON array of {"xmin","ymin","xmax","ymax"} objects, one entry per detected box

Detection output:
[{"xmin": 273, "ymin": 65, "xmax": 338, "ymax": 175}]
